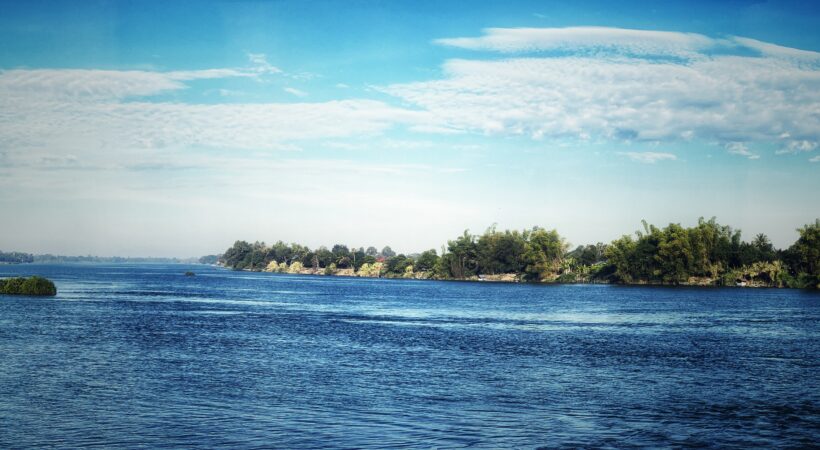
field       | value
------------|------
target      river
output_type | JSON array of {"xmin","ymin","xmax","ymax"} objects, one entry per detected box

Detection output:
[{"xmin": 1, "ymin": 264, "xmax": 818, "ymax": 448}]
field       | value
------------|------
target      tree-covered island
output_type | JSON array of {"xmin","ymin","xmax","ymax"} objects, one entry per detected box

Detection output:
[{"xmin": 220, "ymin": 218, "xmax": 819, "ymax": 289}]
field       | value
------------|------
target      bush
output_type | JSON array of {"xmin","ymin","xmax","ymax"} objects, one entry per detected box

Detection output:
[
  {"xmin": 555, "ymin": 272, "xmax": 578, "ymax": 283},
  {"xmin": 357, "ymin": 262, "xmax": 383, "ymax": 277},
  {"xmin": 287, "ymin": 261, "xmax": 304, "ymax": 274},
  {"xmin": 0, "ymin": 276, "xmax": 57, "ymax": 296}
]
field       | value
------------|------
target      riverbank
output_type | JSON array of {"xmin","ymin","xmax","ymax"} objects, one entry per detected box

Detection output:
[
  {"xmin": 233, "ymin": 264, "xmax": 792, "ymax": 288},
  {"xmin": 219, "ymin": 218, "xmax": 819, "ymax": 290}
]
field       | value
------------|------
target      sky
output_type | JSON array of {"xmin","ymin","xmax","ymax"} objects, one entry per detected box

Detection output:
[{"xmin": 0, "ymin": 0, "xmax": 818, "ymax": 257}]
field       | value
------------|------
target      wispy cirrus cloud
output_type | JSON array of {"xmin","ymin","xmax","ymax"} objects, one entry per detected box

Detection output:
[
  {"xmin": 0, "ymin": 68, "xmax": 250, "ymax": 100},
  {"xmin": 435, "ymin": 26, "xmax": 718, "ymax": 57},
  {"xmin": 725, "ymin": 142, "xmax": 760, "ymax": 160},
  {"xmin": 246, "ymin": 52, "xmax": 282, "ymax": 74},
  {"xmin": 618, "ymin": 151, "xmax": 677, "ymax": 164},
  {"xmin": 283, "ymin": 87, "xmax": 308, "ymax": 97},
  {"xmin": 435, "ymin": 26, "xmax": 820, "ymax": 63},
  {"xmin": 0, "ymin": 55, "xmax": 423, "ymax": 153},
  {"xmin": 0, "ymin": 53, "xmax": 282, "ymax": 102},
  {"xmin": 0, "ymin": 98, "xmax": 422, "ymax": 153},
  {"xmin": 776, "ymin": 139, "xmax": 818, "ymax": 154}
]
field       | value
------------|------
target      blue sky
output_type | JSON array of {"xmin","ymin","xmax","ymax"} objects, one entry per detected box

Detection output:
[{"xmin": 0, "ymin": 0, "xmax": 818, "ymax": 256}]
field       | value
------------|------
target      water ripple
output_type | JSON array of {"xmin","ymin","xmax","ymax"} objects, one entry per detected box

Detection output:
[{"xmin": 0, "ymin": 263, "xmax": 818, "ymax": 448}]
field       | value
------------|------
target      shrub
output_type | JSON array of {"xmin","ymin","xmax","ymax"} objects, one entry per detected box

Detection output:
[
  {"xmin": 0, "ymin": 276, "xmax": 57, "ymax": 296},
  {"xmin": 287, "ymin": 261, "xmax": 304, "ymax": 274}
]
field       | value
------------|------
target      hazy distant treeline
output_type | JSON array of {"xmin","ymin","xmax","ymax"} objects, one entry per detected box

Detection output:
[
  {"xmin": 221, "ymin": 218, "xmax": 819, "ymax": 289},
  {"xmin": 33, "ymin": 255, "xmax": 197, "ymax": 264},
  {"xmin": 0, "ymin": 251, "xmax": 34, "ymax": 264},
  {"xmin": 0, "ymin": 252, "xmax": 199, "ymax": 264}
]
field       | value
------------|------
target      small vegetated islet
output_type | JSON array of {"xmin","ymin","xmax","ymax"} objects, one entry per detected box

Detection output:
[{"xmin": 0, "ymin": 276, "xmax": 57, "ymax": 296}]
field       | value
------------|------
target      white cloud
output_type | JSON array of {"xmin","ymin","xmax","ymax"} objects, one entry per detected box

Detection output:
[
  {"xmin": 0, "ymin": 62, "xmax": 429, "ymax": 154},
  {"xmin": 810, "ymin": 155, "xmax": 820, "ymax": 163},
  {"xmin": 0, "ymin": 68, "xmax": 248, "ymax": 101},
  {"xmin": 246, "ymin": 52, "xmax": 282, "ymax": 74},
  {"xmin": 618, "ymin": 151, "xmax": 677, "ymax": 164},
  {"xmin": 435, "ymin": 27, "xmax": 820, "ymax": 63},
  {"xmin": 776, "ymin": 139, "xmax": 818, "ymax": 154},
  {"xmin": 381, "ymin": 45, "xmax": 820, "ymax": 145},
  {"xmin": 0, "ymin": 98, "xmax": 422, "ymax": 153},
  {"xmin": 435, "ymin": 27, "xmax": 719, "ymax": 57},
  {"xmin": 725, "ymin": 142, "xmax": 760, "ymax": 159},
  {"xmin": 284, "ymin": 87, "xmax": 308, "ymax": 97},
  {"xmin": 1, "ymin": 27, "xmax": 818, "ymax": 164},
  {"xmin": 0, "ymin": 65, "xmax": 273, "ymax": 103},
  {"xmin": 731, "ymin": 37, "xmax": 820, "ymax": 63}
]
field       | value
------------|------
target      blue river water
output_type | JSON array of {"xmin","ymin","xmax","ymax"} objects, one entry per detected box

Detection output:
[{"xmin": 0, "ymin": 263, "xmax": 818, "ymax": 448}]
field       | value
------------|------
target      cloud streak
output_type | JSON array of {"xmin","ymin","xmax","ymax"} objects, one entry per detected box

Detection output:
[
  {"xmin": 435, "ymin": 27, "xmax": 718, "ymax": 58},
  {"xmin": 0, "ymin": 68, "xmax": 251, "ymax": 101},
  {"xmin": 0, "ymin": 61, "xmax": 424, "ymax": 153},
  {"xmin": 618, "ymin": 151, "xmax": 677, "ymax": 164},
  {"xmin": 725, "ymin": 142, "xmax": 760, "ymax": 160},
  {"xmin": 435, "ymin": 27, "xmax": 820, "ymax": 62}
]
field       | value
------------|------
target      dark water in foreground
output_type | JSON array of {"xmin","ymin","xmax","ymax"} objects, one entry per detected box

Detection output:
[{"xmin": 0, "ymin": 264, "xmax": 818, "ymax": 449}]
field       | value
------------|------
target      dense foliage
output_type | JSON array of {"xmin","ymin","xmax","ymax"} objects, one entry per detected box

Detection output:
[
  {"xmin": 0, "ymin": 276, "xmax": 57, "ymax": 296},
  {"xmin": 219, "ymin": 218, "xmax": 819, "ymax": 288}
]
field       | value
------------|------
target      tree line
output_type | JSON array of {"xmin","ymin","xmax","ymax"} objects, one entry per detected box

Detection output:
[
  {"xmin": 0, "ymin": 252, "xmax": 200, "ymax": 264},
  {"xmin": 0, "ymin": 251, "xmax": 34, "ymax": 264},
  {"xmin": 219, "ymin": 218, "xmax": 819, "ymax": 289}
]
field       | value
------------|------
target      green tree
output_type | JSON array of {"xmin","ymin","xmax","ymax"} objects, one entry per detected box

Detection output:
[
  {"xmin": 351, "ymin": 247, "xmax": 367, "ymax": 270},
  {"xmin": 332, "ymin": 244, "xmax": 352, "ymax": 268},
  {"xmin": 605, "ymin": 235, "xmax": 638, "ymax": 283},
  {"xmin": 523, "ymin": 227, "xmax": 568, "ymax": 281},
  {"xmin": 221, "ymin": 240, "xmax": 250, "ymax": 268},
  {"xmin": 477, "ymin": 226, "xmax": 527, "ymax": 274},
  {"xmin": 315, "ymin": 246, "xmax": 334, "ymax": 268},
  {"xmin": 568, "ymin": 243, "xmax": 607, "ymax": 266},
  {"xmin": 415, "ymin": 249, "xmax": 439, "ymax": 272},
  {"xmin": 654, "ymin": 223, "xmax": 693, "ymax": 283},
  {"xmin": 784, "ymin": 219, "xmax": 820, "ymax": 288},
  {"xmin": 446, "ymin": 230, "xmax": 479, "ymax": 278},
  {"xmin": 266, "ymin": 240, "xmax": 292, "ymax": 264},
  {"xmin": 386, "ymin": 254, "xmax": 413, "ymax": 275}
]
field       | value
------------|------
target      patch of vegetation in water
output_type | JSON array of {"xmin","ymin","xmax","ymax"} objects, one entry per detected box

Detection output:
[{"xmin": 0, "ymin": 276, "xmax": 57, "ymax": 296}]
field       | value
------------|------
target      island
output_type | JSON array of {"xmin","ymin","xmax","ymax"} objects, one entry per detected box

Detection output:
[
  {"xmin": 0, "ymin": 276, "xmax": 57, "ymax": 296},
  {"xmin": 218, "ymin": 218, "xmax": 819, "ymax": 289}
]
